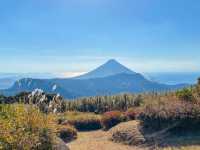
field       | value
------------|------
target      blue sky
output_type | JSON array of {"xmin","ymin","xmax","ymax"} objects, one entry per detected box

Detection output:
[{"xmin": 0, "ymin": 0, "xmax": 200, "ymax": 76}]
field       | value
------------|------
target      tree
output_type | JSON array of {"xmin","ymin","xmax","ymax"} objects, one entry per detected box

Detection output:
[
  {"xmin": 134, "ymin": 95, "xmax": 144, "ymax": 107},
  {"xmin": 176, "ymin": 88, "xmax": 194, "ymax": 102},
  {"xmin": 196, "ymin": 77, "xmax": 200, "ymax": 96},
  {"xmin": 198, "ymin": 77, "xmax": 200, "ymax": 85}
]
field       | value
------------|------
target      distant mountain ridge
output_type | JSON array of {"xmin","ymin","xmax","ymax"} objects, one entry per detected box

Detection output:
[
  {"xmin": 0, "ymin": 60, "xmax": 189, "ymax": 99},
  {"xmin": 0, "ymin": 73, "xmax": 56, "ymax": 89},
  {"xmin": 76, "ymin": 59, "xmax": 135, "ymax": 79}
]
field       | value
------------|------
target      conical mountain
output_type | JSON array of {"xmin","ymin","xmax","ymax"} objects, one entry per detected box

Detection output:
[
  {"xmin": 1, "ymin": 59, "xmax": 188, "ymax": 99},
  {"xmin": 76, "ymin": 59, "xmax": 136, "ymax": 79}
]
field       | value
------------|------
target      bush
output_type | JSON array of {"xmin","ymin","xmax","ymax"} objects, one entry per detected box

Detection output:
[
  {"xmin": 62, "ymin": 112, "xmax": 102, "ymax": 131},
  {"xmin": 134, "ymin": 95, "xmax": 144, "ymax": 107},
  {"xmin": 125, "ymin": 108, "xmax": 137, "ymax": 120},
  {"xmin": 67, "ymin": 119, "xmax": 102, "ymax": 131},
  {"xmin": 139, "ymin": 101, "xmax": 200, "ymax": 132},
  {"xmin": 36, "ymin": 128, "xmax": 54, "ymax": 150},
  {"xmin": 198, "ymin": 77, "xmax": 200, "ymax": 85},
  {"xmin": 101, "ymin": 111, "xmax": 124, "ymax": 130},
  {"xmin": 176, "ymin": 88, "xmax": 194, "ymax": 102},
  {"xmin": 0, "ymin": 104, "xmax": 54, "ymax": 149},
  {"xmin": 56, "ymin": 125, "xmax": 77, "ymax": 143}
]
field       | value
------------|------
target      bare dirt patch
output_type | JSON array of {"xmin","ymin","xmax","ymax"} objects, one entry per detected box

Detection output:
[{"xmin": 67, "ymin": 129, "xmax": 145, "ymax": 150}]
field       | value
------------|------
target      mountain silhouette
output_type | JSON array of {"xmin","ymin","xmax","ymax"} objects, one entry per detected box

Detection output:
[
  {"xmin": 76, "ymin": 59, "xmax": 135, "ymax": 79},
  {"xmin": 0, "ymin": 60, "xmax": 188, "ymax": 99}
]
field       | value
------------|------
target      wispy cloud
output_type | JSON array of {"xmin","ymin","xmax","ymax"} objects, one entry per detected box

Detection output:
[{"xmin": 57, "ymin": 71, "xmax": 86, "ymax": 78}]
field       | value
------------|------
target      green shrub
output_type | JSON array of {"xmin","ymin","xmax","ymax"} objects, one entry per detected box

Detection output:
[
  {"xmin": 101, "ymin": 111, "xmax": 124, "ymax": 130},
  {"xmin": 134, "ymin": 95, "xmax": 144, "ymax": 107},
  {"xmin": 0, "ymin": 104, "xmax": 54, "ymax": 149},
  {"xmin": 176, "ymin": 88, "xmax": 194, "ymax": 102},
  {"xmin": 36, "ymin": 128, "xmax": 53, "ymax": 150},
  {"xmin": 198, "ymin": 77, "xmax": 200, "ymax": 85}
]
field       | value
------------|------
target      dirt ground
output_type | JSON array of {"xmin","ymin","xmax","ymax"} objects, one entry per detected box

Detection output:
[
  {"xmin": 67, "ymin": 120, "xmax": 200, "ymax": 150},
  {"xmin": 67, "ymin": 130, "xmax": 145, "ymax": 150}
]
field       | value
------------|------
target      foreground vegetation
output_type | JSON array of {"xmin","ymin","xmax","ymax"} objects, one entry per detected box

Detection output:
[
  {"xmin": 0, "ymin": 104, "xmax": 54, "ymax": 149},
  {"xmin": 1, "ymin": 78, "xmax": 200, "ymax": 149}
]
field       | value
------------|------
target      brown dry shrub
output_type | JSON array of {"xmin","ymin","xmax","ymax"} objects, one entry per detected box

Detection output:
[
  {"xmin": 101, "ymin": 111, "xmax": 125, "ymax": 130},
  {"xmin": 124, "ymin": 108, "xmax": 140, "ymax": 120},
  {"xmin": 110, "ymin": 121, "xmax": 145, "ymax": 146},
  {"xmin": 140, "ymin": 100, "xmax": 200, "ymax": 132}
]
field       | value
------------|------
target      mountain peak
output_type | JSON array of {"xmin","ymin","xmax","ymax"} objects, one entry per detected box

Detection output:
[
  {"xmin": 103, "ymin": 59, "xmax": 126, "ymax": 67},
  {"xmin": 106, "ymin": 59, "xmax": 119, "ymax": 64},
  {"xmin": 76, "ymin": 59, "xmax": 136, "ymax": 79}
]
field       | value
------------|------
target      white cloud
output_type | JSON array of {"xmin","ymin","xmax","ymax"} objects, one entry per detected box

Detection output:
[{"xmin": 57, "ymin": 71, "xmax": 87, "ymax": 78}]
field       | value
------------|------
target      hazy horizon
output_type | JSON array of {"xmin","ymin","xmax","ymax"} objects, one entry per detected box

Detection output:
[{"xmin": 0, "ymin": 58, "xmax": 200, "ymax": 78}]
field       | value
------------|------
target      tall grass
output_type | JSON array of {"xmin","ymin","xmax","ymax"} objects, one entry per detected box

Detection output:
[
  {"xmin": 140, "ymin": 100, "xmax": 200, "ymax": 132},
  {"xmin": 65, "ymin": 93, "xmax": 147, "ymax": 113},
  {"xmin": 0, "ymin": 104, "xmax": 54, "ymax": 149}
]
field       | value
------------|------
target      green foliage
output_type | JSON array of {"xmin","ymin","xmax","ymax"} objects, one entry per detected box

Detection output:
[
  {"xmin": 0, "ymin": 104, "xmax": 54, "ymax": 150},
  {"xmin": 101, "ymin": 111, "xmax": 125, "ymax": 130},
  {"xmin": 133, "ymin": 95, "xmax": 144, "ymax": 107},
  {"xmin": 0, "ymin": 95, "xmax": 6, "ymax": 104},
  {"xmin": 195, "ymin": 77, "xmax": 200, "ymax": 96},
  {"xmin": 176, "ymin": 88, "xmax": 194, "ymax": 102},
  {"xmin": 198, "ymin": 77, "xmax": 200, "ymax": 85},
  {"xmin": 66, "ymin": 94, "xmax": 145, "ymax": 113},
  {"xmin": 36, "ymin": 128, "xmax": 53, "ymax": 150}
]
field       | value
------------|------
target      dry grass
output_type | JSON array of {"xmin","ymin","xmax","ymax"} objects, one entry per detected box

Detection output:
[
  {"xmin": 109, "ymin": 121, "xmax": 146, "ymax": 145},
  {"xmin": 0, "ymin": 104, "xmax": 55, "ymax": 149},
  {"xmin": 63, "ymin": 111, "xmax": 101, "ymax": 120},
  {"xmin": 67, "ymin": 122, "xmax": 200, "ymax": 150}
]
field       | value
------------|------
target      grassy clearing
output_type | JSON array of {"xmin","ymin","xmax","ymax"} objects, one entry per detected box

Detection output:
[{"xmin": 63, "ymin": 111, "xmax": 101, "ymax": 121}]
